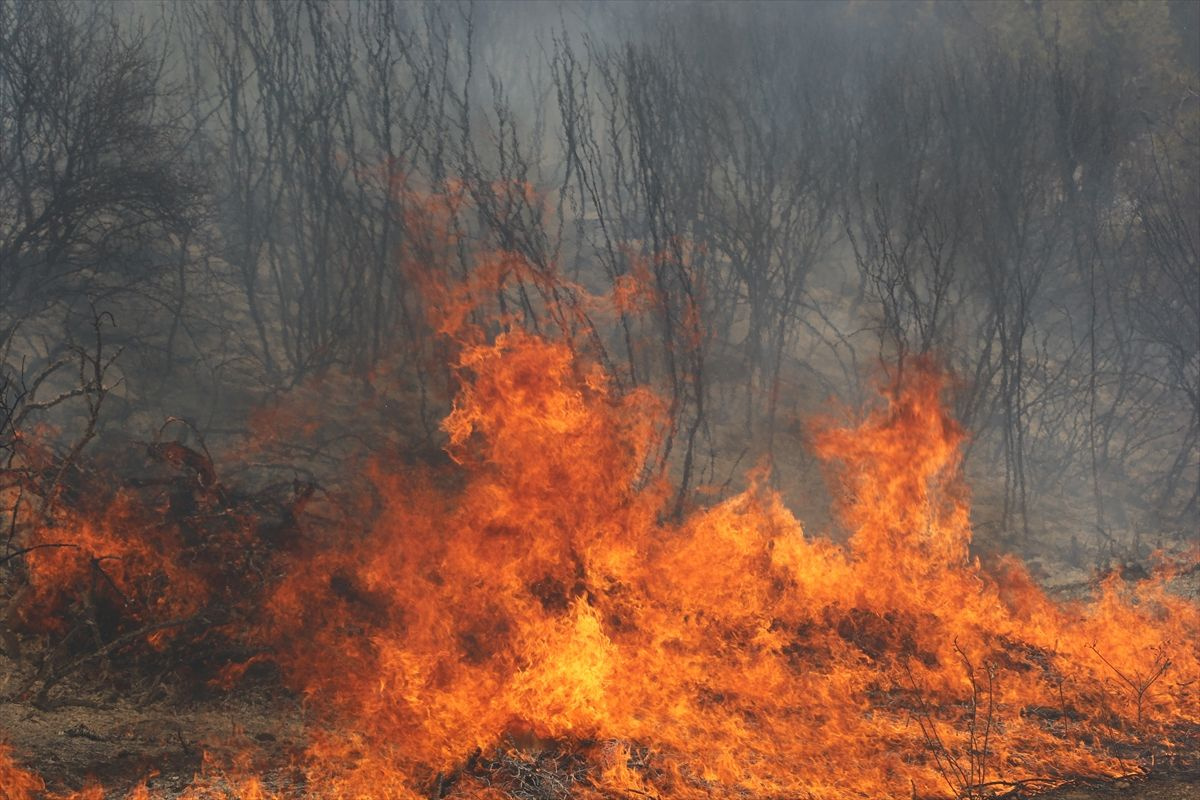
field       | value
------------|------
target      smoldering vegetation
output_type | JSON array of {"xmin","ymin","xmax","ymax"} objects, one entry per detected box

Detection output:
[{"xmin": 1, "ymin": 0, "xmax": 1197, "ymax": 565}]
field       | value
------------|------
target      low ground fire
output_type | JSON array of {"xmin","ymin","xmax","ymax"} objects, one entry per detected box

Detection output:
[
  {"xmin": 1, "ymin": 2, "xmax": 1198, "ymax": 797},
  {"xmin": 2, "ymin": 282, "xmax": 1197, "ymax": 798}
]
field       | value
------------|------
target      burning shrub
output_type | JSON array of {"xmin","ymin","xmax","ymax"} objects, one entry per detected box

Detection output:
[
  {"xmin": 232, "ymin": 325, "xmax": 1197, "ymax": 798},
  {"xmin": 1, "ymin": 258, "xmax": 1196, "ymax": 799},
  {"xmin": 2, "ymin": 435, "xmax": 311, "ymax": 707}
]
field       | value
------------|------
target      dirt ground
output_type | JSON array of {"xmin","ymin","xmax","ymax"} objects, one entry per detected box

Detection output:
[
  {"xmin": 1038, "ymin": 773, "xmax": 1200, "ymax": 800},
  {"xmin": 0, "ymin": 686, "xmax": 306, "ymax": 796}
]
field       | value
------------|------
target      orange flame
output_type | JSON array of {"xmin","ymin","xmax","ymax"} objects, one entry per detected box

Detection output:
[
  {"xmin": 2, "ymin": 189, "xmax": 1195, "ymax": 798},
  {"xmin": 242, "ymin": 337, "xmax": 1196, "ymax": 798},
  {"xmin": 5, "ymin": 309, "xmax": 1198, "ymax": 799}
]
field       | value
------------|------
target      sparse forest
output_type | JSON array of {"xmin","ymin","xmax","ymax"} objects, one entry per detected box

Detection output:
[{"xmin": 0, "ymin": 1, "xmax": 1197, "ymax": 798}]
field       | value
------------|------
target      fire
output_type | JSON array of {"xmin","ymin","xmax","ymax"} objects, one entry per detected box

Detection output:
[
  {"xmin": 1, "ymin": 744, "xmax": 45, "ymax": 800},
  {"xmin": 2, "ymin": 264, "xmax": 1197, "ymax": 798},
  {"xmin": 250, "ymin": 326, "xmax": 1197, "ymax": 797}
]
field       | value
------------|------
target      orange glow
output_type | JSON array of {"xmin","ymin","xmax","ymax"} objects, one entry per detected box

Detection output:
[
  {"xmin": 246, "ymin": 328, "xmax": 1196, "ymax": 798},
  {"xmin": 0, "ymin": 744, "xmax": 44, "ymax": 800},
  {"xmin": 2, "ymin": 208, "xmax": 1195, "ymax": 798}
]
